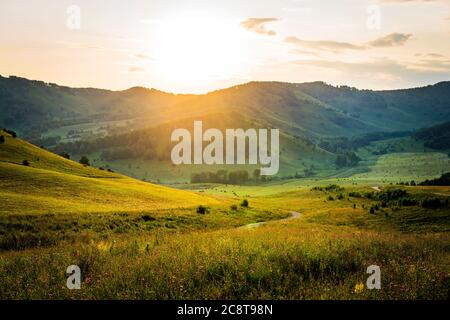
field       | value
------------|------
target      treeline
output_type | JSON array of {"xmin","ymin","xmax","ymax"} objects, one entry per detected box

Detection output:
[
  {"xmin": 418, "ymin": 173, "xmax": 450, "ymax": 186},
  {"xmin": 414, "ymin": 120, "xmax": 450, "ymax": 150},
  {"xmin": 348, "ymin": 188, "xmax": 449, "ymax": 211},
  {"xmin": 319, "ymin": 131, "xmax": 410, "ymax": 154},
  {"xmin": 53, "ymin": 127, "xmax": 171, "ymax": 161},
  {"xmin": 335, "ymin": 152, "xmax": 360, "ymax": 168},
  {"xmin": 191, "ymin": 169, "xmax": 262, "ymax": 184}
]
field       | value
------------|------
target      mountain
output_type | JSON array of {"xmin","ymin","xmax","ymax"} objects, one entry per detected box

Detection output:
[
  {"xmin": 1, "ymin": 75, "xmax": 449, "ymax": 181},
  {"xmin": 2, "ymin": 75, "xmax": 450, "ymax": 141}
]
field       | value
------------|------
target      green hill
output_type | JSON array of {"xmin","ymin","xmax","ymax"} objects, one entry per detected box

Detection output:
[
  {"xmin": 1, "ymin": 75, "xmax": 449, "ymax": 182},
  {"xmin": 414, "ymin": 120, "xmax": 450, "ymax": 150},
  {"xmin": 2, "ymin": 75, "xmax": 450, "ymax": 141},
  {"xmin": 0, "ymin": 129, "xmax": 220, "ymax": 216}
]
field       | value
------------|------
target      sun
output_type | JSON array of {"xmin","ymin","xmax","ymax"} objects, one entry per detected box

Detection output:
[{"xmin": 151, "ymin": 12, "xmax": 245, "ymax": 93}]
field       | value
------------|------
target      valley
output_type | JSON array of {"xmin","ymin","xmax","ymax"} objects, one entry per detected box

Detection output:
[{"xmin": 0, "ymin": 77, "xmax": 449, "ymax": 300}]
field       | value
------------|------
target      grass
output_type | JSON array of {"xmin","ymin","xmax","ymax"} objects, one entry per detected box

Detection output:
[
  {"xmin": 1, "ymin": 207, "xmax": 449, "ymax": 299},
  {"xmin": 0, "ymin": 131, "xmax": 449, "ymax": 299}
]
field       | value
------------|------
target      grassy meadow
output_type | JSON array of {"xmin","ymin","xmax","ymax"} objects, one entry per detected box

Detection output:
[{"xmin": 0, "ymin": 130, "xmax": 449, "ymax": 299}]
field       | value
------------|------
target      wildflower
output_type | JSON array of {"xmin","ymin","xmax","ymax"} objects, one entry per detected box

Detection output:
[{"xmin": 353, "ymin": 282, "xmax": 364, "ymax": 294}]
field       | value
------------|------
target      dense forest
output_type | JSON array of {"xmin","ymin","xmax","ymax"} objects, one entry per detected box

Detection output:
[{"xmin": 414, "ymin": 120, "xmax": 450, "ymax": 150}]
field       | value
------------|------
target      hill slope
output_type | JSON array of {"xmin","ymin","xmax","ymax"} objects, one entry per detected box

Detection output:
[
  {"xmin": 414, "ymin": 120, "xmax": 450, "ymax": 150},
  {"xmin": 0, "ymin": 130, "xmax": 219, "ymax": 215},
  {"xmin": 2, "ymin": 75, "xmax": 450, "ymax": 141}
]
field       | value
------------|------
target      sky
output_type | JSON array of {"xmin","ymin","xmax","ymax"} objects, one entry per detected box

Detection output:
[{"xmin": 0, "ymin": 0, "xmax": 449, "ymax": 93}]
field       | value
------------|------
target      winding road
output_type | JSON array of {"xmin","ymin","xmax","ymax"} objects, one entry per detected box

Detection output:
[{"xmin": 241, "ymin": 211, "xmax": 302, "ymax": 229}]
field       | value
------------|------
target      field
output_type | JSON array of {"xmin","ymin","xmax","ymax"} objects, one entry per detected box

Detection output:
[{"xmin": 0, "ymin": 130, "xmax": 449, "ymax": 299}]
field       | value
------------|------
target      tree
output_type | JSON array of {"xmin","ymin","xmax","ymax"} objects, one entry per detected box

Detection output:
[
  {"xmin": 197, "ymin": 205, "xmax": 208, "ymax": 214},
  {"xmin": 241, "ymin": 199, "xmax": 249, "ymax": 207},
  {"xmin": 3, "ymin": 129, "xmax": 16, "ymax": 138},
  {"xmin": 79, "ymin": 156, "xmax": 90, "ymax": 166},
  {"xmin": 58, "ymin": 152, "xmax": 70, "ymax": 160}
]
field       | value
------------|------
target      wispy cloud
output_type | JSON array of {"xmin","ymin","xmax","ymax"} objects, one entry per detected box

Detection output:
[
  {"xmin": 285, "ymin": 36, "xmax": 364, "ymax": 52},
  {"xmin": 368, "ymin": 33, "xmax": 412, "ymax": 47},
  {"xmin": 241, "ymin": 18, "xmax": 279, "ymax": 36},
  {"xmin": 415, "ymin": 53, "xmax": 445, "ymax": 58},
  {"xmin": 286, "ymin": 33, "xmax": 413, "ymax": 53},
  {"xmin": 412, "ymin": 59, "xmax": 450, "ymax": 71},
  {"xmin": 129, "ymin": 67, "xmax": 146, "ymax": 72},
  {"xmin": 288, "ymin": 57, "xmax": 450, "ymax": 80},
  {"xmin": 134, "ymin": 54, "xmax": 153, "ymax": 61}
]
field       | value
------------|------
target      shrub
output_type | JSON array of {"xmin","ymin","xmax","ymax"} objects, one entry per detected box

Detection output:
[
  {"xmin": 327, "ymin": 195, "xmax": 335, "ymax": 201},
  {"xmin": 79, "ymin": 156, "xmax": 90, "ymax": 166},
  {"xmin": 58, "ymin": 152, "xmax": 70, "ymax": 159},
  {"xmin": 197, "ymin": 205, "xmax": 208, "ymax": 214},
  {"xmin": 348, "ymin": 191, "xmax": 361, "ymax": 198},
  {"xmin": 369, "ymin": 207, "xmax": 375, "ymax": 214},
  {"xmin": 421, "ymin": 197, "xmax": 442, "ymax": 209},
  {"xmin": 3, "ymin": 128, "xmax": 17, "ymax": 138},
  {"xmin": 0, "ymin": 135, "xmax": 5, "ymax": 144},
  {"xmin": 241, "ymin": 199, "xmax": 249, "ymax": 207},
  {"xmin": 142, "ymin": 214, "xmax": 155, "ymax": 222},
  {"xmin": 22, "ymin": 160, "xmax": 30, "ymax": 166},
  {"xmin": 230, "ymin": 205, "xmax": 238, "ymax": 211}
]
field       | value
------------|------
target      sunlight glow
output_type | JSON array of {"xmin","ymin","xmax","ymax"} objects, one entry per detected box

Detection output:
[{"xmin": 151, "ymin": 12, "xmax": 246, "ymax": 93}]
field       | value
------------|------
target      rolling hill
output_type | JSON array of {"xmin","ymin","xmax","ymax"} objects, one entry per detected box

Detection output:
[
  {"xmin": 0, "ymin": 129, "xmax": 220, "ymax": 216},
  {"xmin": 2, "ymin": 75, "xmax": 450, "ymax": 141},
  {"xmin": 1, "ymin": 75, "xmax": 449, "ymax": 182}
]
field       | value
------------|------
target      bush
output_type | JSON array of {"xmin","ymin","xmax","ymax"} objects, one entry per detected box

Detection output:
[
  {"xmin": 22, "ymin": 160, "xmax": 30, "ymax": 166},
  {"xmin": 197, "ymin": 205, "xmax": 208, "ymax": 214},
  {"xmin": 241, "ymin": 199, "xmax": 249, "ymax": 207},
  {"xmin": 230, "ymin": 205, "xmax": 238, "ymax": 211},
  {"xmin": 0, "ymin": 135, "xmax": 5, "ymax": 144},
  {"xmin": 58, "ymin": 152, "xmax": 70, "ymax": 160},
  {"xmin": 3, "ymin": 128, "xmax": 17, "ymax": 138},
  {"xmin": 327, "ymin": 195, "xmax": 335, "ymax": 201},
  {"xmin": 370, "ymin": 207, "xmax": 375, "ymax": 214},
  {"xmin": 79, "ymin": 156, "xmax": 90, "ymax": 166},
  {"xmin": 421, "ymin": 197, "xmax": 442, "ymax": 209}
]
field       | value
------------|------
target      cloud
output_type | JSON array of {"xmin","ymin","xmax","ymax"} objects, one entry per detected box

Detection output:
[
  {"xmin": 129, "ymin": 67, "xmax": 146, "ymax": 72},
  {"xmin": 285, "ymin": 33, "xmax": 412, "ymax": 53},
  {"xmin": 285, "ymin": 36, "xmax": 364, "ymax": 52},
  {"xmin": 412, "ymin": 59, "xmax": 450, "ymax": 71},
  {"xmin": 368, "ymin": 33, "xmax": 412, "ymax": 47},
  {"xmin": 291, "ymin": 49, "xmax": 321, "ymax": 56},
  {"xmin": 241, "ymin": 18, "xmax": 278, "ymax": 36},
  {"xmin": 134, "ymin": 54, "xmax": 153, "ymax": 61},
  {"xmin": 288, "ymin": 57, "xmax": 450, "ymax": 81},
  {"xmin": 415, "ymin": 53, "xmax": 445, "ymax": 58}
]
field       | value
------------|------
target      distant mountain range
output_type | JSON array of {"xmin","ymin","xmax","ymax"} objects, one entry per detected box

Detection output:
[
  {"xmin": 1, "ymin": 75, "xmax": 449, "ymax": 180},
  {"xmin": 2, "ymin": 75, "xmax": 450, "ymax": 140}
]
